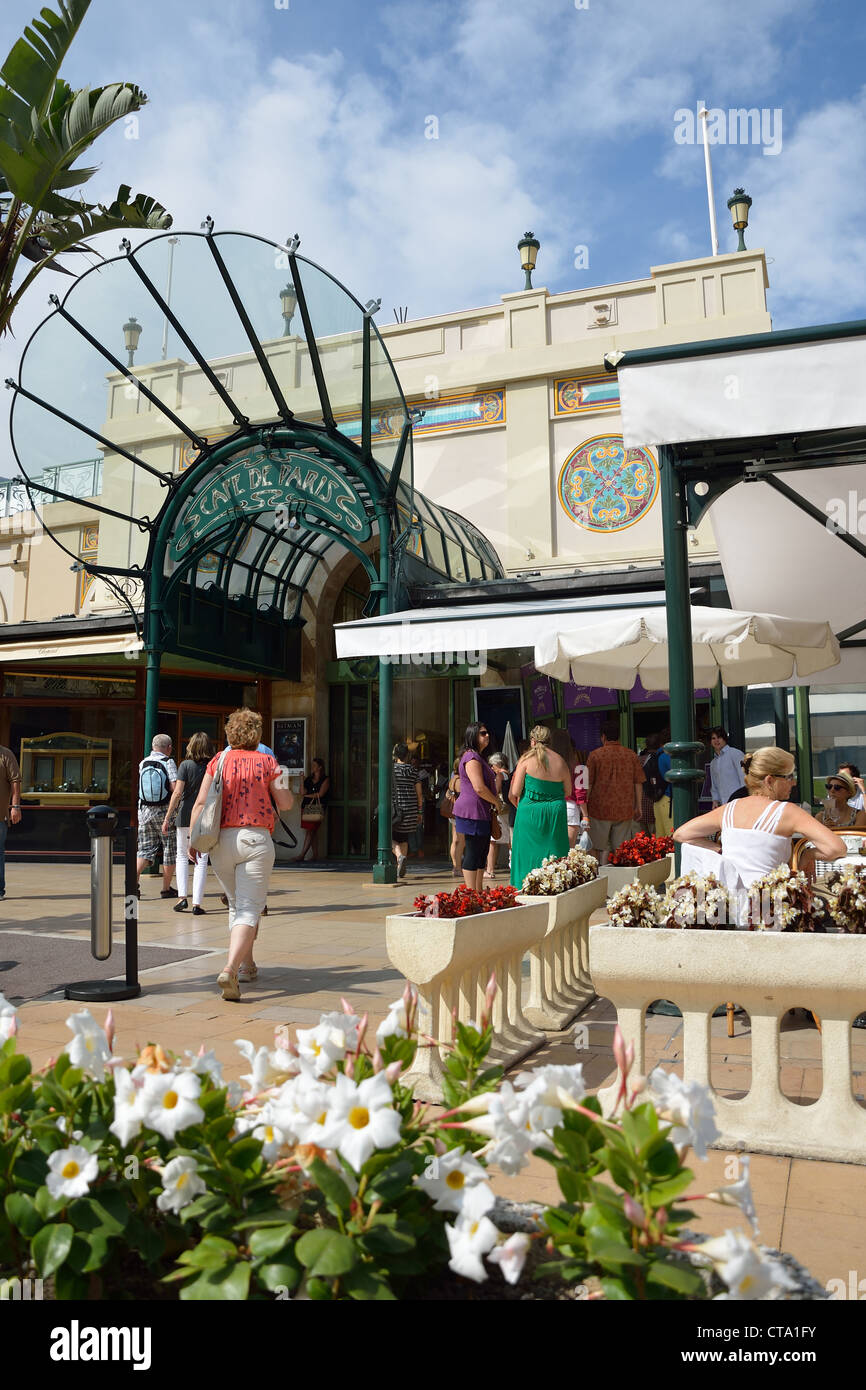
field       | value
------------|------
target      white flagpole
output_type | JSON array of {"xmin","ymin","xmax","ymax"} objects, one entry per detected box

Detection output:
[{"xmin": 698, "ymin": 105, "xmax": 719, "ymax": 257}]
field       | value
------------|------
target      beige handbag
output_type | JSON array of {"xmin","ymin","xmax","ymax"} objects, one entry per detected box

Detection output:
[{"xmin": 190, "ymin": 749, "xmax": 229, "ymax": 853}]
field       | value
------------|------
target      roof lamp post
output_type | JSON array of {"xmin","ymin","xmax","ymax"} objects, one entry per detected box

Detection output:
[
  {"xmin": 122, "ymin": 315, "xmax": 142, "ymax": 367},
  {"xmin": 727, "ymin": 187, "xmax": 752, "ymax": 252},
  {"xmin": 518, "ymin": 231, "xmax": 540, "ymax": 290},
  {"xmin": 280, "ymin": 282, "xmax": 298, "ymax": 335}
]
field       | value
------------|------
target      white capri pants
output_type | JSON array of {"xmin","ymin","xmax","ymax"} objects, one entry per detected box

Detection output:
[
  {"xmin": 209, "ymin": 826, "xmax": 275, "ymax": 931},
  {"xmin": 175, "ymin": 825, "xmax": 209, "ymax": 906}
]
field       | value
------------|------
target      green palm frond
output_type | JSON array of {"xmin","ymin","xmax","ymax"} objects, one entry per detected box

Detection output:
[{"xmin": 0, "ymin": 0, "xmax": 91, "ymax": 132}]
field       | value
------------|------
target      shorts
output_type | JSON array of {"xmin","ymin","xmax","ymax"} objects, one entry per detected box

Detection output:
[
  {"xmin": 588, "ymin": 817, "xmax": 635, "ymax": 855},
  {"xmin": 391, "ymin": 819, "xmax": 419, "ymax": 841},
  {"xmin": 137, "ymin": 804, "xmax": 177, "ymax": 865},
  {"xmin": 462, "ymin": 829, "xmax": 491, "ymax": 871},
  {"xmin": 566, "ymin": 802, "xmax": 587, "ymax": 828}
]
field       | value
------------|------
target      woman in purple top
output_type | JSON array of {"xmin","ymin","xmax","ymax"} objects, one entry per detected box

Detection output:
[{"xmin": 453, "ymin": 722, "xmax": 506, "ymax": 891}]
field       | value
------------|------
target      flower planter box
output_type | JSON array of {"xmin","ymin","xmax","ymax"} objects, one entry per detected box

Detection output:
[
  {"xmin": 516, "ymin": 877, "xmax": 608, "ymax": 1030},
  {"xmin": 385, "ymin": 899, "xmax": 550, "ymax": 1102},
  {"xmin": 589, "ymin": 924, "xmax": 866, "ymax": 1164},
  {"xmin": 603, "ymin": 855, "xmax": 672, "ymax": 897}
]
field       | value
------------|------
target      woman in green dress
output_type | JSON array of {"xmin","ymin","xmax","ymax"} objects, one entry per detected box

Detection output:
[{"xmin": 509, "ymin": 725, "xmax": 571, "ymax": 889}]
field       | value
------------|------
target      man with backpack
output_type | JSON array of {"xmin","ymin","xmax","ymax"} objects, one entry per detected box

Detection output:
[
  {"xmin": 642, "ymin": 733, "xmax": 673, "ymax": 836},
  {"xmin": 136, "ymin": 734, "xmax": 179, "ymax": 897}
]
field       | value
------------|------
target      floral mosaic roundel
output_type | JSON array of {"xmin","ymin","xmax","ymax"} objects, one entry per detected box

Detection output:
[{"xmin": 557, "ymin": 434, "xmax": 659, "ymax": 532}]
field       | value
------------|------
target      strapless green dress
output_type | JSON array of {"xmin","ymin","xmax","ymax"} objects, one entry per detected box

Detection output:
[{"xmin": 510, "ymin": 773, "xmax": 569, "ymax": 889}]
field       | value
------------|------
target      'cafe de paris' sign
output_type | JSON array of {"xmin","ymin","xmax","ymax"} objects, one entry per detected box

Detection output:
[{"xmin": 169, "ymin": 448, "xmax": 372, "ymax": 562}]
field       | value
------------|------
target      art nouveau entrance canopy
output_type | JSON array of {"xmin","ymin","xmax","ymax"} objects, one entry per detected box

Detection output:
[{"xmin": 7, "ymin": 225, "xmax": 503, "ymax": 880}]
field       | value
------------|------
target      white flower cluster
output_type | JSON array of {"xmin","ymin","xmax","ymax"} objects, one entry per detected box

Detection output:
[
  {"xmin": 648, "ymin": 1068, "xmax": 720, "ymax": 1160},
  {"xmin": 745, "ymin": 865, "xmax": 812, "ymax": 931},
  {"xmin": 699, "ymin": 1229, "xmax": 798, "ymax": 1300},
  {"xmin": 657, "ymin": 873, "xmax": 736, "ymax": 930},
  {"xmin": 520, "ymin": 847, "xmax": 598, "ymax": 897},
  {"xmin": 824, "ymin": 865, "xmax": 866, "ymax": 933},
  {"xmin": 607, "ymin": 882, "xmax": 661, "ymax": 929},
  {"xmin": 0, "ymin": 990, "xmax": 18, "ymax": 1043}
]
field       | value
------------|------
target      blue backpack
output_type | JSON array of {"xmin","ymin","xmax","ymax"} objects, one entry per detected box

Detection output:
[{"xmin": 139, "ymin": 759, "xmax": 171, "ymax": 806}]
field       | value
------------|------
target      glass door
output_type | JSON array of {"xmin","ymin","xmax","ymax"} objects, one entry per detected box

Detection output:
[{"xmin": 327, "ymin": 682, "xmax": 372, "ymax": 857}]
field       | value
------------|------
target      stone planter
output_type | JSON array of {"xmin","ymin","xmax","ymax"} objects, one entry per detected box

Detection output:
[
  {"xmin": 517, "ymin": 876, "xmax": 608, "ymax": 1029},
  {"xmin": 589, "ymin": 924, "xmax": 866, "ymax": 1164},
  {"xmin": 603, "ymin": 855, "xmax": 672, "ymax": 897},
  {"xmin": 385, "ymin": 899, "xmax": 549, "ymax": 1102}
]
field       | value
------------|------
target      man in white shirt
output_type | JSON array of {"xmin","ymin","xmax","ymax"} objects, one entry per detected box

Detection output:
[
  {"xmin": 710, "ymin": 727, "xmax": 746, "ymax": 808},
  {"xmin": 839, "ymin": 763, "xmax": 866, "ymax": 811},
  {"xmin": 136, "ymin": 734, "xmax": 179, "ymax": 896}
]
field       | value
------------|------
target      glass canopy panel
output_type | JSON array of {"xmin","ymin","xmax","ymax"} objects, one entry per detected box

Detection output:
[
  {"xmin": 276, "ymin": 256, "xmax": 367, "ymax": 427},
  {"xmin": 368, "ymin": 324, "xmax": 409, "ymax": 480}
]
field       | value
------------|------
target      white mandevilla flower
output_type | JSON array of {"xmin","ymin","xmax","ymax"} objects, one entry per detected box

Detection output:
[
  {"xmin": 515, "ymin": 1062, "xmax": 585, "ymax": 1110},
  {"xmin": 271, "ymin": 1072, "xmax": 334, "ymax": 1146},
  {"xmin": 109, "ymin": 1067, "xmax": 145, "ymax": 1147},
  {"xmin": 234, "ymin": 1039, "xmax": 296, "ymax": 1094},
  {"xmin": 413, "ymin": 1147, "xmax": 488, "ymax": 1213},
  {"xmin": 156, "ymin": 1155, "xmax": 207, "ymax": 1214},
  {"xmin": 376, "ymin": 999, "xmax": 410, "ymax": 1045},
  {"xmin": 466, "ymin": 1082, "xmax": 555, "ymax": 1176},
  {"xmin": 700, "ymin": 1229, "xmax": 798, "ymax": 1300},
  {"xmin": 184, "ymin": 1047, "xmax": 224, "ymax": 1085},
  {"xmin": 707, "ymin": 1155, "xmax": 759, "ymax": 1235},
  {"xmin": 236, "ymin": 1101, "xmax": 290, "ymax": 1162},
  {"xmin": 0, "ymin": 991, "xmax": 18, "ymax": 1042},
  {"xmin": 65, "ymin": 1009, "xmax": 112, "ymax": 1082},
  {"xmin": 321, "ymin": 1072, "xmax": 402, "ymax": 1170},
  {"xmin": 649, "ymin": 1068, "xmax": 720, "ymax": 1160},
  {"xmin": 46, "ymin": 1145, "xmax": 99, "ymax": 1200},
  {"xmin": 487, "ymin": 1231, "xmax": 531, "ymax": 1285},
  {"xmin": 140, "ymin": 1069, "xmax": 205, "ymax": 1140},
  {"xmin": 444, "ymin": 1184, "xmax": 498, "ymax": 1283},
  {"xmin": 295, "ymin": 1021, "xmax": 354, "ymax": 1077}
]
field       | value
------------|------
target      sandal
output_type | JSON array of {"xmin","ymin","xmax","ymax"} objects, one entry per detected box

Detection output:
[
  {"xmin": 237, "ymin": 962, "xmax": 258, "ymax": 983},
  {"xmin": 217, "ymin": 968, "xmax": 240, "ymax": 1002}
]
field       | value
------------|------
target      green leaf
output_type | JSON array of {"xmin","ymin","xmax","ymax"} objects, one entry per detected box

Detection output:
[
  {"xmin": 0, "ymin": 0, "xmax": 92, "ymax": 127},
  {"xmin": 54, "ymin": 1263, "xmax": 89, "ymax": 1300},
  {"xmin": 358, "ymin": 1223, "xmax": 416, "ymax": 1256},
  {"xmin": 367, "ymin": 1155, "xmax": 416, "ymax": 1202},
  {"xmin": 0, "ymin": 1080, "xmax": 33, "ymax": 1113},
  {"xmin": 4, "ymin": 1191, "xmax": 42, "ymax": 1237},
  {"xmin": 180, "ymin": 1262, "xmax": 251, "ymax": 1301},
  {"xmin": 308, "ymin": 1156, "xmax": 353, "ymax": 1215},
  {"xmin": 586, "ymin": 1236, "xmax": 647, "ymax": 1268},
  {"xmin": 66, "ymin": 1192, "xmax": 128, "ymax": 1236},
  {"xmin": 621, "ymin": 1103, "xmax": 658, "ymax": 1152},
  {"xmin": 647, "ymin": 1169, "xmax": 694, "ymax": 1207},
  {"xmin": 32, "ymin": 1221, "xmax": 74, "ymax": 1276},
  {"xmin": 296, "ymin": 1228, "xmax": 357, "ymax": 1278},
  {"xmin": 553, "ymin": 1127, "xmax": 590, "ymax": 1167},
  {"xmin": 126, "ymin": 1215, "xmax": 164, "ymax": 1266},
  {"xmin": 249, "ymin": 1224, "xmax": 295, "ymax": 1260},
  {"xmin": 646, "ymin": 1259, "xmax": 705, "ymax": 1296},
  {"xmin": 555, "ymin": 1165, "xmax": 586, "ymax": 1205},
  {"xmin": 34, "ymin": 1184, "xmax": 65, "ymax": 1220},
  {"xmin": 229, "ymin": 1136, "xmax": 264, "ymax": 1170},
  {"xmin": 601, "ymin": 1276, "xmax": 635, "ymax": 1300},
  {"xmin": 256, "ymin": 1255, "xmax": 302, "ymax": 1294},
  {"xmin": 53, "ymin": 1053, "xmax": 72, "ymax": 1083},
  {"xmin": 646, "ymin": 1139, "xmax": 682, "ymax": 1178},
  {"xmin": 177, "ymin": 1235, "xmax": 238, "ymax": 1270},
  {"xmin": 342, "ymin": 1267, "xmax": 398, "ymax": 1300}
]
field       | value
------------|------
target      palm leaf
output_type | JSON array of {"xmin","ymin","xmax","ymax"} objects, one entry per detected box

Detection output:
[
  {"xmin": 0, "ymin": 0, "xmax": 92, "ymax": 133},
  {"xmin": 37, "ymin": 184, "xmax": 172, "ymax": 253}
]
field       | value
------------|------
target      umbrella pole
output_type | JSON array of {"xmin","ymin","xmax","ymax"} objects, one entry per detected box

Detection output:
[{"xmin": 660, "ymin": 446, "xmax": 704, "ymax": 861}]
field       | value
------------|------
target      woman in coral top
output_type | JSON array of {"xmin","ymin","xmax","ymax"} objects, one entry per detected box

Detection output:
[{"xmin": 191, "ymin": 708, "xmax": 293, "ymax": 1001}]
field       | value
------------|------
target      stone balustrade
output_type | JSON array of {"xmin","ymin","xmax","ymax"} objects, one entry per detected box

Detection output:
[
  {"xmin": 603, "ymin": 855, "xmax": 672, "ymax": 897},
  {"xmin": 385, "ymin": 899, "xmax": 552, "ymax": 1102},
  {"xmin": 590, "ymin": 926, "xmax": 866, "ymax": 1164},
  {"xmin": 518, "ymin": 877, "xmax": 607, "ymax": 1030}
]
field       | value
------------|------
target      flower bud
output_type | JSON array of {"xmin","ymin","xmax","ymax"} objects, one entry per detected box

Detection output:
[
  {"xmin": 384, "ymin": 1059, "xmax": 404, "ymax": 1084},
  {"xmin": 623, "ymin": 1194, "xmax": 647, "ymax": 1228},
  {"xmin": 104, "ymin": 1010, "xmax": 115, "ymax": 1053},
  {"xmin": 371, "ymin": 1046, "xmax": 384, "ymax": 1073}
]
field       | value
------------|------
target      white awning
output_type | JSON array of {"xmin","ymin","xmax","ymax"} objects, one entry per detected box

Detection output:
[
  {"xmin": 334, "ymin": 590, "xmax": 678, "ymax": 660},
  {"xmin": 0, "ymin": 630, "xmax": 142, "ymax": 663},
  {"xmin": 618, "ymin": 335, "xmax": 866, "ymax": 448}
]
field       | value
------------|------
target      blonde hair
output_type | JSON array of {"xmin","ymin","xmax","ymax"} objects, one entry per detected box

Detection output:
[
  {"xmin": 185, "ymin": 731, "xmax": 213, "ymax": 762},
  {"xmin": 225, "ymin": 707, "xmax": 263, "ymax": 751},
  {"xmin": 522, "ymin": 724, "xmax": 551, "ymax": 772},
  {"xmin": 742, "ymin": 745, "xmax": 795, "ymax": 794}
]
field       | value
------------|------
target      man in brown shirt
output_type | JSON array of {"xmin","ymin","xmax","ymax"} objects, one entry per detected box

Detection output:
[
  {"xmin": 586, "ymin": 718, "xmax": 645, "ymax": 865},
  {"xmin": 0, "ymin": 745, "xmax": 22, "ymax": 900}
]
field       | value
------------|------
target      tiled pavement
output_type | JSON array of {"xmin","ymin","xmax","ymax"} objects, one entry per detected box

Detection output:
[{"xmin": 2, "ymin": 860, "xmax": 865, "ymax": 1290}]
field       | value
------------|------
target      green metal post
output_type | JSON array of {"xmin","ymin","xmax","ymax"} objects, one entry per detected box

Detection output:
[
  {"xmin": 617, "ymin": 689, "xmax": 632, "ymax": 747},
  {"xmin": 710, "ymin": 677, "xmax": 724, "ymax": 731},
  {"xmin": 372, "ymin": 506, "xmax": 397, "ymax": 884},
  {"xmin": 726, "ymin": 685, "xmax": 746, "ymax": 753},
  {"xmin": 772, "ymin": 687, "xmax": 791, "ymax": 751},
  {"xmin": 659, "ymin": 446, "xmax": 704, "ymax": 855},
  {"xmin": 793, "ymin": 686, "xmax": 814, "ymax": 808},
  {"xmin": 143, "ymin": 580, "xmax": 163, "ymax": 753}
]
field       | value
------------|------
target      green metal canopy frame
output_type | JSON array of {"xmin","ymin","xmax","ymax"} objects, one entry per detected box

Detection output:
[
  {"xmin": 607, "ymin": 319, "xmax": 866, "ymax": 829},
  {"xmin": 7, "ymin": 224, "xmax": 503, "ymax": 882}
]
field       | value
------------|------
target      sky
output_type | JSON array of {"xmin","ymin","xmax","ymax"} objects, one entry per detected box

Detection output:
[{"xmin": 2, "ymin": 0, "xmax": 866, "ymax": 472}]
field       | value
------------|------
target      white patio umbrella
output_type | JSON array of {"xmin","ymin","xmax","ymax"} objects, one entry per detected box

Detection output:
[
  {"xmin": 534, "ymin": 606, "xmax": 840, "ymax": 690},
  {"xmin": 501, "ymin": 720, "xmax": 520, "ymax": 769}
]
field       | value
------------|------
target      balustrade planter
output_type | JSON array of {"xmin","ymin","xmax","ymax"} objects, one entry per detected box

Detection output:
[
  {"xmin": 385, "ymin": 899, "xmax": 549, "ymax": 1103},
  {"xmin": 590, "ymin": 924, "xmax": 866, "ymax": 1164},
  {"xmin": 603, "ymin": 855, "xmax": 672, "ymax": 897},
  {"xmin": 517, "ymin": 876, "xmax": 608, "ymax": 1029}
]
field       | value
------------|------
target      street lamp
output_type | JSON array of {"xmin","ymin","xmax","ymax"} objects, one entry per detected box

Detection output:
[
  {"xmin": 518, "ymin": 231, "xmax": 540, "ymax": 290},
  {"xmin": 280, "ymin": 282, "xmax": 298, "ymax": 335},
  {"xmin": 122, "ymin": 315, "xmax": 142, "ymax": 367},
  {"xmin": 727, "ymin": 188, "xmax": 753, "ymax": 252}
]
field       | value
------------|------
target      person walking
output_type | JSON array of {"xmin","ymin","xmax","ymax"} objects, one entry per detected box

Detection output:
[
  {"xmin": 453, "ymin": 723, "xmax": 505, "ymax": 892},
  {"xmin": 710, "ymin": 727, "xmax": 746, "ymax": 808},
  {"xmin": 191, "ymin": 708, "xmax": 293, "ymax": 1001},
  {"xmin": 136, "ymin": 734, "xmax": 179, "ymax": 897},
  {"xmin": 444, "ymin": 756, "xmax": 464, "ymax": 878},
  {"xmin": 391, "ymin": 743, "xmax": 423, "ymax": 880},
  {"xmin": 586, "ymin": 719, "xmax": 646, "ymax": 865},
  {"xmin": 485, "ymin": 753, "xmax": 512, "ymax": 878},
  {"xmin": 162, "ymin": 732, "xmax": 213, "ymax": 915},
  {"xmin": 509, "ymin": 725, "xmax": 570, "ymax": 888},
  {"xmin": 298, "ymin": 758, "xmax": 329, "ymax": 862},
  {"xmin": 0, "ymin": 744, "xmax": 21, "ymax": 901}
]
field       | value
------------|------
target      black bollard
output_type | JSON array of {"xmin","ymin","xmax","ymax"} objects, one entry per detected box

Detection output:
[{"xmin": 65, "ymin": 807, "xmax": 141, "ymax": 1002}]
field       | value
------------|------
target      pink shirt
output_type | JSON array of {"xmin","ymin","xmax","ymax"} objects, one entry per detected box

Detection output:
[{"xmin": 207, "ymin": 749, "xmax": 280, "ymax": 829}]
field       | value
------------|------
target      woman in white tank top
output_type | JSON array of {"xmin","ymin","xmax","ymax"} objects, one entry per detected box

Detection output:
[{"xmin": 674, "ymin": 746, "xmax": 846, "ymax": 909}]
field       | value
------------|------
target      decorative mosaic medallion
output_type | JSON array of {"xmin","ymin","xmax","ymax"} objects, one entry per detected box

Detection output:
[{"xmin": 557, "ymin": 434, "xmax": 659, "ymax": 532}]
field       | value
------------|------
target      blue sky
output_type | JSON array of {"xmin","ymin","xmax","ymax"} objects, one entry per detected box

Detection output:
[{"xmin": 2, "ymin": 0, "xmax": 866, "ymax": 398}]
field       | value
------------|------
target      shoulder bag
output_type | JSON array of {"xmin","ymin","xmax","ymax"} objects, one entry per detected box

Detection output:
[
  {"xmin": 190, "ymin": 748, "xmax": 229, "ymax": 853},
  {"xmin": 304, "ymin": 793, "xmax": 325, "ymax": 824}
]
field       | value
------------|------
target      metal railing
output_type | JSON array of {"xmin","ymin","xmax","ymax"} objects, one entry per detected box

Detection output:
[{"xmin": 0, "ymin": 458, "xmax": 103, "ymax": 516}]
